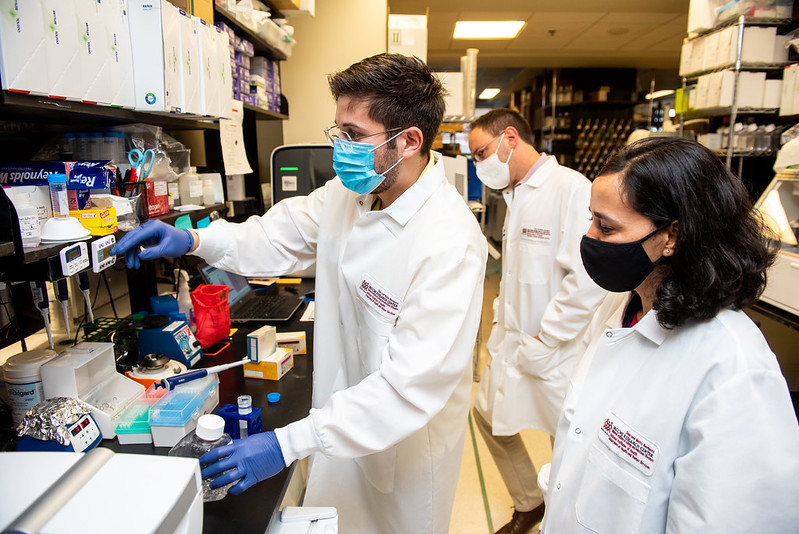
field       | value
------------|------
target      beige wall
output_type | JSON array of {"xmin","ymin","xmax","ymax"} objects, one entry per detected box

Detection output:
[{"xmin": 281, "ymin": 0, "xmax": 388, "ymax": 145}]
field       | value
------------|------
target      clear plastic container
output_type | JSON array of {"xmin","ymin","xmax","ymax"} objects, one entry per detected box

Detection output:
[
  {"xmin": 168, "ymin": 414, "xmax": 233, "ymax": 502},
  {"xmin": 202, "ymin": 178, "xmax": 215, "ymax": 206},
  {"xmin": 178, "ymin": 167, "xmax": 203, "ymax": 206},
  {"xmin": 76, "ymin": 132, "xmax": 90, "ymax": 160},
  {"xmin": 47, "ymin": 173, "xmax": 69, "ymax": 217}
]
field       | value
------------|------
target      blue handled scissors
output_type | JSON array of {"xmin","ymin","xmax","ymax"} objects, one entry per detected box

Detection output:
[{"xmin": 128, "ymin": 148, "xmax": 155, "ymax": 180}]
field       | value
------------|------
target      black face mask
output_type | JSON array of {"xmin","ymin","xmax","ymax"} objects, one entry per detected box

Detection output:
[{"xmin": 580, "ymin": 224, "xmax": 669, "ymax": 293}]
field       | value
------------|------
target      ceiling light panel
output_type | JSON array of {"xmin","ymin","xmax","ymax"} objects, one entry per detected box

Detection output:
[{"xmin": 454, "ymin": 21, "xmax": 526, "ymax": 39}]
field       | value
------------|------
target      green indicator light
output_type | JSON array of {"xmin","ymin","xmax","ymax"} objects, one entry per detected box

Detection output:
[{"xmin": 280, "ymin": 167, "xmax": 299, "ymax": 171}]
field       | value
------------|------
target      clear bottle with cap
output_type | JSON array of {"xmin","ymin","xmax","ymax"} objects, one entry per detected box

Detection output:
[
  {"xmin": 237, "ymin": 395, "xmax": 252, "ymax": 438},
  {"xmin": 168, "ymin": 414, "xmax": 233, "ymax": 502}
]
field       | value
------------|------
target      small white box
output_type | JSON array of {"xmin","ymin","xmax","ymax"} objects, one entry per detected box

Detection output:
[
  {"xmin": 741, "ymin": 27, "xmax": 777, "ymax": 64},
  {"xmin": 716, "ymin": 26, "xmax": 737, "ymax": 67},
  {"xmin": 764, "ymin": 79, "xmax": 783, "ymax": 109},
  {"xmin": 276, "ymin": 331, "xmax": 307, "ymax": 355},
  {"xmin": 247, "ymin": 324, "xmax": 277, "ymax": 362},
  {"xmin": 703, "ymin": 31, "xmax": 719, "ymax": 71},
  {"xmin": 128, "ymin": 0, "xmax": 168, "ymax": 111},
  {"xmin": 178, "ymin": 8, "xmax": 201, "ymax": 115},
  {"xmin": 0, "ymin": 0, "xmax": 51, "ymax": 95},
  {"xmin": 215, "ymin": 26, "xmax": 234, "ymax": 119},
  {"xmin": 178, "ymin": 9, "xmax": 202, "ymax": 115},
  {"xmin": 695, "ymin": 74, "xmax": 712, "ymax": 109},
  {"xmin": 698, "ymin": 132, "xmax": 723, "ymax": 150},
  {"xmin": 243, "ymin": 348, "xmax": 293, "ymax": 380},
  {"xmin": 679, "ymin": 39, "xmax": 694, "ymax": 77},
  {"xmin": 737, "ymin": 71, "xmax": 766, "ymax": 108},
  {"xmin": 40, "ymin": 342, "xmax": 145, "ymax": 440},
  {"xmin": 95, "ymin": 0, "xmax": 135, "ymax": 108},
  {"xmin": 43, "ymin": 0, "xmax": 83, "ymax": 101},
  {"xmin": 781, "ymin": 64, "xmax": 798, "ymax": 116},
  {"xmin": 75, "ymin": 0, "xmax": 107, "ymax": 105},
  {"xmin": 161, "ymin": 1, "xmax": 184, "ymax": 112},
  {"xmin": 195, "ymin": 17, "xmax": 220, "ymax": 117},
  {"xmin": 690, "ymin": 36, "xmax": 706, "ymax": 74}
]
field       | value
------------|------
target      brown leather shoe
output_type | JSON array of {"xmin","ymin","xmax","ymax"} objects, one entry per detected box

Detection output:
[{"xmin": 495, "ymin": 503, "xmax": 546, "ymax": 534}]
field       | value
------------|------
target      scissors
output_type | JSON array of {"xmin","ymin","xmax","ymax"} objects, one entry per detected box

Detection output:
[{"xmin": 128, "ymin": 148, "xmax": 155, "ymax": 180}]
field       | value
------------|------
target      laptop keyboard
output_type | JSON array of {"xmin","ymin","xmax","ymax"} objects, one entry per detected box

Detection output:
[{"xmin": 236, "ymin": 294, "xmax": 285, "ymax": 319}]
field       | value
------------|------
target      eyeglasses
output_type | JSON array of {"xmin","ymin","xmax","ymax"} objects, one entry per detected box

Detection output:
[
  {"xmin": 471, "ymin": 132, "xmax": 504, "ymax": 162},
  {"xmin": 324, "ymin": 124, "xmax": 403, "ymax": 153}
]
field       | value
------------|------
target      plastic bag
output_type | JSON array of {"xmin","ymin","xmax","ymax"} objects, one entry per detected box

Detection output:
[{"xmin": 191, "ymin": 284, "xmax": 230, "ymax": 348}]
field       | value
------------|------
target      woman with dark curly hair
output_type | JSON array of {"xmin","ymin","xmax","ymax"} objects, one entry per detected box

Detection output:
[{"xmin": 538, "ymin": 137, "xmax": 799, "ymax": 533}]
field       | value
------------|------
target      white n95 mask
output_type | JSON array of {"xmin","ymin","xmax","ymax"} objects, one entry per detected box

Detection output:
[{"xmin": 474, "ymin": 132, "xmax": 513, "ymax": 190}]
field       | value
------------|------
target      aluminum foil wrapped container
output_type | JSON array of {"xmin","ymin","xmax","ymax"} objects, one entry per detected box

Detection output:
[{"xmin": 16, "ymin": 397, "xmax": 94, "ymax": 446}]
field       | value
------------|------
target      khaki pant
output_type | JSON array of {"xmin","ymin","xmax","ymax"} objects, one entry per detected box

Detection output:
[{"xmin": 472, "ymin": 407, "xmax": 545, "ymax": 512}]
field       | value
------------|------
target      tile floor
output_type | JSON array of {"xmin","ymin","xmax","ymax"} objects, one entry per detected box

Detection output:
[{"xmin": 448, "ymin": 259, "xmax": 552, "ymax": 534}]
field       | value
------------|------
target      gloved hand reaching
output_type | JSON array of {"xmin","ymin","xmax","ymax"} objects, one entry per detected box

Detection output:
[
  {"xmin": 200, "ymin": 431, "xmax": 286, "ymax": 495},
  {"xmin": 110, "ymin": 220, "xmax": 194, "ymax": 269}
]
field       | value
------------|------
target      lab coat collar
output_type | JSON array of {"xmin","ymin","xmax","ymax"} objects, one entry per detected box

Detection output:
[
  {"xmin": 604, "ymin": 293, "xmax": 669, "ymax": 346},
  {"xmin": 356, "ymin": 151, "xmax": 444, "ymax": 227},
  {"xmin": 503, "ymin": 155, "xmax": 556, "ymax": 207}
]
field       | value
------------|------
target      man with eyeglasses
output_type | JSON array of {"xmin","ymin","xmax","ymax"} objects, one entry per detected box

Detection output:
[
  {"xmin": 111, "ymin": 53, "xmax": 487, "ymax": 533},
  {"xmin": 468, "ymin": 109, "xmax": 606, "ymax": 534}
]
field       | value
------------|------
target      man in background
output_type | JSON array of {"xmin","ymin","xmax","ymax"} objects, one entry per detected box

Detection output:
[{"xmin": 469, "ymin": 108, "xmax": 606, "ymax": 534}]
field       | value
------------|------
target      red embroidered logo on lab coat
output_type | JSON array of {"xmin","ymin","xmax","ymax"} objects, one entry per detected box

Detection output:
[
  {"xmin": 521, "ymin": 226, "xmax": 551, "ymax": 242},
  {"xmin": 357, "ymin": 274, "xmax": 401, "ymax": 320},
  {"xmin": 599, "ymin": 412, "xmax": 659, "ymax": 476}
]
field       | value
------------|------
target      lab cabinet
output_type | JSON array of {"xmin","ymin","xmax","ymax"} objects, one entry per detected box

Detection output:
[
  {"xmin": 751, "ymin": 170, "xmax": 799, "ymax": 400},
  {"xmin": 756, "ymin": 170, "xmax": 799, "ymax": 315}
]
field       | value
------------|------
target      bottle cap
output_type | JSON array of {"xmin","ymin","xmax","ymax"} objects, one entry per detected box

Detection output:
[
  {"xmin": 196, "ymin": 414, "xmax": 225, "ymax": 441},
  {"xmin": 267, "ymin": 392, "xmax": 281, "ymax": 404},
  {"xmin": 47, "ymin": 173, "xmax": 67, "ymax": 184}
]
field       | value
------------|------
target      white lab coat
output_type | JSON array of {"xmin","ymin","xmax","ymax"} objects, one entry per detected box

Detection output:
[
  {"xmin": 540, "ymin": 295, "xmax": 799, "ymax": 533},
  {"xmin": 474, "ymin": 156, "xmax": 606, "ymax": 436},
  {"xmin": 192, "ymin": 154, "xmax": 488, "ymax": 533}
]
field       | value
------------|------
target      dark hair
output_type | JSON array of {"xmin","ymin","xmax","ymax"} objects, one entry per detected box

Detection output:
[
  {"xmin": 598, "ymin": 137, "xmax": 777, "ymax": 329},
  {"xmin": 328, "ymin": 54, "xmax": 445, "ymax": 155},
  {"xmin": 470, "ymin": 108, "xmax": 534, "ymax": 145}
]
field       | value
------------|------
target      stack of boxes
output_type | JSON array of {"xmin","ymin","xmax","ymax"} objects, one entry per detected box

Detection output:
[
  {"xmin": 250, "ymin": 57, "xmax": 282, "ymax": 113},
  {"xmin": 215, "ymin": 21, "xmax": 282, "ymax": 112},
  {"xmin": 678, "ymin": 25, "xmax": 789, "ymax": 112}
]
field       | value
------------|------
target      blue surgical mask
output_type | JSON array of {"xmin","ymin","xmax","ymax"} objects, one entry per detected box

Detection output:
[{"xmin": 333, "ymin": 129, "xmax": 405, "ymax": 195}]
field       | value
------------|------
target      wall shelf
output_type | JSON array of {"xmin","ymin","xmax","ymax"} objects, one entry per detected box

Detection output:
[
  {"xmin": 214, "ymin": 5, "xmax": 288, "ymax": 61},
  {"xmin": 243, "ymin": 103, "xmax": 288, "ymax": 120},
  {"xmin": 0, "ymin": 91, "xmax": 220, "ymax": 131}
]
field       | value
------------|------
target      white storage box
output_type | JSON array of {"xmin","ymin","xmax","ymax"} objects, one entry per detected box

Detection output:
[
  {"xmin": 148, "ymin": 375, "xmax": 219, "ymax": 447},
  {"xmin": 40, "ymin": 342, "xmax": 145, "ymax": 440}
]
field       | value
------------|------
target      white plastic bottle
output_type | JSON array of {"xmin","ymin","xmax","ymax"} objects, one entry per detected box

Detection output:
[
  {"xmin": 17, "ymin": 194, "xmax": 41, "ymax": 248},
  {"xmin": 202, "ymin": 177, "xmax": 215, "ymax": 206},
  {"xmin": 168, "ymin": 414, "xmax": 233, "ymax": 502},
  {"xmin": 178, "ymin": 167, "xmax": 203, "ymax": 206},
  {"xmin": 175, "ymin": 269, "xmax": 195, "ymax": 330}
]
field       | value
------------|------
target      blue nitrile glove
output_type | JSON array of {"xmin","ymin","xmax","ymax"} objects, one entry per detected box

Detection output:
[
  {"xmin": 110, "ymin": 220, "xmax": 194, "ymax": 269},
  {"xmin": 200, "ymin": 431, "xmax": 286, "ymax": 495}
]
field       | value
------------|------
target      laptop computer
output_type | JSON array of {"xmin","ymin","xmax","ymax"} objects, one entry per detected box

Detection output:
[{"xmin": 199, "ymin": 263, "xmax": 304, "ymax": 323}]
